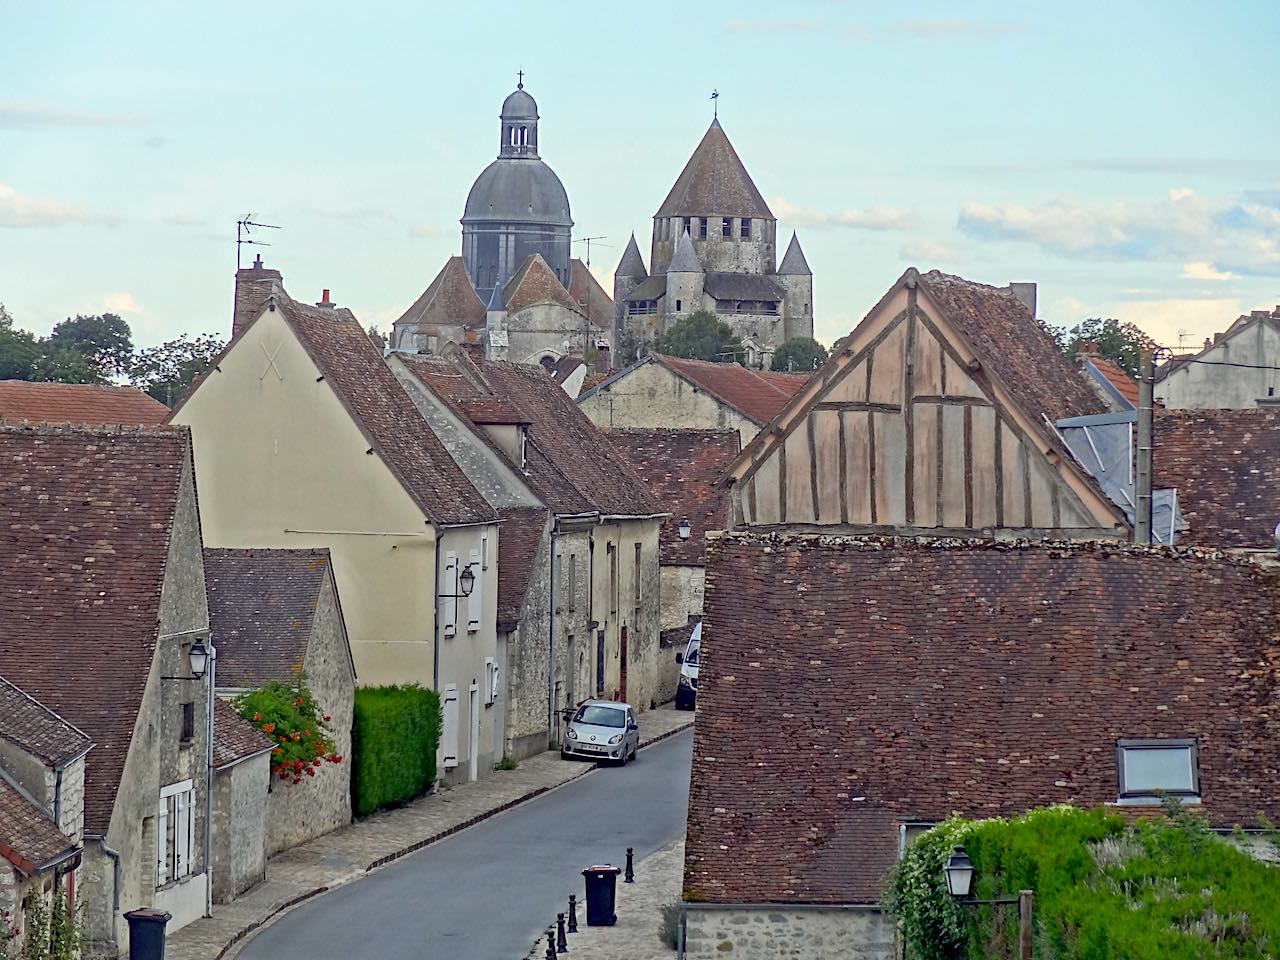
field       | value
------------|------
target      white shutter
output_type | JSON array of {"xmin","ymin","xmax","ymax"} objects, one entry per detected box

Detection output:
[
  {"xmin": 443, "ymin": 684, "xmax": 459, "ymax": 768},
  {"xmin": 467, "ymin": 549, "xmax": 482, "ymax": 631},
  {"xmin": 484, "ymin": 657, "xmax": 498, "ymax": 705},
  {"xmin": 175, "ymin": 791, "xmax": 189, "ymax": 878},
  {"xmin": 443, "ymin": 552, "xmax": 458, "ymax": 638},
  {"xmin": 156, "ymin": 797, "xmax": 169, "ymax": 885}
]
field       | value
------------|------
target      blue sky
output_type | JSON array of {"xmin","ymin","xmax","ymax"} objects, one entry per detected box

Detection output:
[{"xmin": 2, "ymin": 1, "xmax": 1277, "ymax": 349}]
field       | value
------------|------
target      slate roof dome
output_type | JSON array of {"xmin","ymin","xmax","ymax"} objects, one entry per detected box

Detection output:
[
  {"xmin": 463, "ymin": 159, "xmax": 571, "ymax": 226},
  {"xmin": 501, "ymin": 87, "xmax": 538, "ymax": 120}
]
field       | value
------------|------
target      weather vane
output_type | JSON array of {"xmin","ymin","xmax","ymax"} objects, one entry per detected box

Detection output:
[
  {"xmin": 710, "ymin": 89, "xmax": 719, "ymax": 118},
  {"xmin": 517, "ymin": 69, "xmax": 525, "ymax": 90}
]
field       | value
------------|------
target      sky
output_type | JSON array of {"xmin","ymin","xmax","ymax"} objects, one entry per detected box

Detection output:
[{"xmin": 2, "ymin": 1, "xmax": 1278, "ymax": 350}]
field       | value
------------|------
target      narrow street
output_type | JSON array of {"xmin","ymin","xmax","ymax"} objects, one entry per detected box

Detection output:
[{"xmin": 238, "ymin": 728, "xmax": 693, "ymax": 959}]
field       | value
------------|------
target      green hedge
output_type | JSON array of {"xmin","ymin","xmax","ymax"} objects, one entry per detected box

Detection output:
[
  {"xmin": 351, "ymin": 685, "xmax": 441, "ymax": 817},
  {"xmin": 887, "ymin": 805, "xmax": 1280, "ymax": 960}
]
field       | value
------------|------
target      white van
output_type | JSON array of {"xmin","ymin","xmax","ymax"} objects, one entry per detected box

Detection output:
[{"xmin": 674, "ymin": 621, "xmax": 701, "ymax": 710}]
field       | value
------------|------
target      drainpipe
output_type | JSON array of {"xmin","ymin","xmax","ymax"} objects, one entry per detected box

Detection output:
[
  {"xmin": 53, "ymin": 765, "xmax": 64, "ymax": 830},
  {"xmin": 85, "ymin": 834, "xmax": 122, "ymax": 913},
  {"xmin": 433, "ymin": 532, "xmax": 442, "ymax": 692},
  {"xmin": 548, "ymin": 521, "xmax": 559, "ymax": 742},
  {"xmin": 1135, "ymin": 348, "xmax": 1154, "ymax": 544},
  {"xmin": 204, "ymin": 645, "xmax": 216, "ymax": 917}
]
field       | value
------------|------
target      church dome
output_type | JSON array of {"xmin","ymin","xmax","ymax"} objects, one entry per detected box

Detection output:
[
  {"xmin": 462, "ymin": 158, "xmax": 572, "ymax": 227},
  {"xmin": 501, "ymin": 87, "xmax": 538, "ymax": 120}
]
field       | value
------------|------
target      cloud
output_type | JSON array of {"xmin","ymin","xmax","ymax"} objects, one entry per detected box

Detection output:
[
  {"xmin": 159, "ymin": 213, "xmax": 205, "ymax": 228},
  {"xmin": 1074, "ymin": 157, "xmax": 1280, "ymax": 177},
  {"xmin": 410, "ymin": 223, "xmax": 453, "ymax": 239},
  {"xmin": 957, "ymin": 188, "xmax": 1280, "ymax": 277},
  {"xmin": 893, "ymin": 20, "xmax": 1023, "ymax": 38},
  {"xmin": 142, "ymin": 135, "xmax": 168, "ymax": 149},
  {"xmin": 1181, "ymin": 262, "xmax": 1236, "ymax": 281},
  {"xmin": 773, "ymin": 197, "xmax": 917, "ymax": 231},
  {"xmin": 310, "ymin": 205, "xmax": 399, "ymax": 226},
  {"xmin": 899, "ymin": 238, "xmax": 963, "ymax": 263},
  {"xmin": 0, "ymin": 101, "xmax": 135, "ymax": 129},
  {"xmin": 103, "ymin": 292, "xmax": 144, "ymax": 315},
  {"xmin": 0, "ymin": 184, "xmax": 122, "ymax": 228},
  {"xmin": 1104, "ymin": 297, "xmax": 1244, "ymax": 348}
]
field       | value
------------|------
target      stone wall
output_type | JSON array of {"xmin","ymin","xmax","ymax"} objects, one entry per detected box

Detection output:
[
  {"xmin": 660, "ymin": 564, "xmax": 704, "ymax": 631},
  {"xmin": 683, "ymin": 905, "xmax": 895, "ymax": 960},
  {"xmin": 266, "ymin": 571, "xmax": 356, "ymax": 854},
  {"xmin": 211, "ymin": 754, "xmax": 268, "ymax": 902},
  {"xmin": 1156, "ymin": 316, "xmax": 1280, "ymax": 409},
  {"xmin": 497, "ymin": 302, "xmax": 590, "ymax": 365}
]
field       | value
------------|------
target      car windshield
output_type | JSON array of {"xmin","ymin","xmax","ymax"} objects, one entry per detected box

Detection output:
[
  {"xmin": 685, "ymin": 643, "xmax": 700, "ymax": 665},
  {"xmin": 574, "ymin": 705, "xmax": 625, "ymax": 728}
]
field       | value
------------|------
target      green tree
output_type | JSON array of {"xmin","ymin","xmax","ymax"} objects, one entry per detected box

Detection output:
[
  {"xmin": 1060, "ymin": 317, "xmax": 1156, "ymax": 377},
  {"xmin": 653, "ymin": 310, "xmax": 737, "ymax": 362},
  {"xmin": 771, "ymin": 336, "xmax": 828, "ymax": 372},
  {"xmin": 130, "ymin": 333, "xmax": 225, "ymax": 406},
  {"xmin": 0, "ymin": 304, "xmax": 41, "ymax": 380},
  {"xmin": 0, "ymin": 304, "xmax": 101, "ymax": 383},
  {"xmin": 48, "ymin": 312, "xmax": 134, "ymax": 377}
]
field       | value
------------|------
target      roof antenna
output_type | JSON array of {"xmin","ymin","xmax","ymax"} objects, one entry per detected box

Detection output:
[
  {"xmin": 573, "ymin": 236, "xmax": 610, "ymax": 356},
  {"xmin": 236, "ymin": 214, "xmax": 281, "ymax": 270},
  {"xmin": 573, "ymin": 236, "xmax": 609, "ymax": 270},
  {"xmin": 710, "ymin": 89, "xmax": 719, "ymax": 119}
]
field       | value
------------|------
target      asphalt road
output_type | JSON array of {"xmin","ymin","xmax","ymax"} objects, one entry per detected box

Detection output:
[{"xmin": 239, "ymin": 727, "xmax": 693, "ymax": 960}]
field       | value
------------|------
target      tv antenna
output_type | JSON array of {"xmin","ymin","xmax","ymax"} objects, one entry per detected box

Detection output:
[
  {"xmin": 1177, "ymin": 328, "xmax": 1192, "ymax": 353},
  {"xmin": 573, "ymin": 236, "xmax": 610, "ymax": 352},
  {"xmin": 573, "ymin": 235, "xmax": 609, "ymax": 269},
  {"xmin": 236, "ymin": 214, "xmax": 281, "ymax": 270}
]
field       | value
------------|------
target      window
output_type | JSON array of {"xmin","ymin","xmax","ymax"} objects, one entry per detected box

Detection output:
[
  {"xmin": 556, "ymin": 553, "xmax": 564, "ymax": 613},
  {"xmin": 608, "ymin": 544, "xmax": 618, "ymax": 614},
  {"xmin": 1117, "ymin": 739, "xmax": 1199, "ymax": 801},
  {"xmin": 675, "ymin": 299, "xmax": 682, "ymax": 312},
  {"xmin": 180, "ymin": 702, "xmax": 194, "ymax": 744},
  {"xmin": 484, "ymin": 658, "xmax": 500, "ymax": 705},
  {"xmin": 467, "ymin": 548, "xmax": 482, "ymax": 632},
  {"xmin": 633, "ymin": 543, "xmax": 642, "ymax": 602},
  {"xmin": 698, "ymin": 217, "xmax": 708, "ymax": 240},
  {"xmin": 740, "ymin": 217, "xmax": 751, "ymax": 239},
  {"xmin": 721, "ymin": 217, "xmax": 732, "ymax": 238},
  {"xmin": 682, "ymin": 217, "xmax": 691, "ymax": 236},
  {"xmin": 481, "ymin": 534, "xmax": 489, "ymax": 571},
  {"xmin": 157, "ymin": 779, "xmax": 195, "ymax": 886},
  {"xmin": 568, "ymin": 553, "xmax": 577, "ymax": 612}
]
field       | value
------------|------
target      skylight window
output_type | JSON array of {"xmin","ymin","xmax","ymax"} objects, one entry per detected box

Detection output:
[{"xmin": 1117, "ymin": 739, "xmax": 1199, "ymax": 802}]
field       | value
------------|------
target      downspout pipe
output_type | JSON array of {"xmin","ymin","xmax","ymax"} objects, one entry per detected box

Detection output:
[
  {"xmin": 85, "ymin": 835, "xmax": 121, "ymax": 912},
  {"xmin": 433, "ymin": 531, "xmax": 442, "ymax": 692},
  {"xmin": 548, "ymin": 519, "xmax": 559, "ymax": 743},
  {"xmin": 205, "ymin": 646, "xmax": 216, "ymax": 917},
  {"xmin": 1135, "ymin": 348, "xmax": 1154, "ymax": 544}
]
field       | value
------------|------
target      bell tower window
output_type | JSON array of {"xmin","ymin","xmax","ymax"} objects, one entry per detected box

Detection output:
[{"xmin": 740, "ymin": 218, "xmax": 751, "ymax": 239}]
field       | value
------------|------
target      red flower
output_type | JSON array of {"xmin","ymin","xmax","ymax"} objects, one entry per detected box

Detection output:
[
  {"xmin": 261, "ymin": 722, "xmax": 275, "ymax": 734},
  {"xmin": 292, "ymin": 777, "xmax": 303, "ymax": 785},
  {"xmin": 294, "ymin": 698, "xmax": 305, "ymax": 707},
  {"xmin": 312, "ymin": 758, "xmax": 322, "ymax": 767},
  {"xmin": 322, "ymin": 716, "xmax": 332, "ymax": 723},
  {"xmin": 303, "ymin": 729, "xmax": 312, "ymax": 738},
  {"xmin": 252, "ymin": 713, "xmax": 262, "ymax": 722},
  {"xmin": 289, "ymin": 731, "xmax": 301, "ymax": 742},
  {"xmin": 272, "ymin": 748, "xmax": 283, "ymax": 757},
  {"xmin": 305, "ymin": 767, "xmax": 316, "ymax": 777},
  {"xmin": 293, "ymin": 759, "xmax": 304, "ymax": 771}
]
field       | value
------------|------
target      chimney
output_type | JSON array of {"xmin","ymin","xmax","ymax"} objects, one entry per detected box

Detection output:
[
  {"xmin": 1077, "ymin": 340, "xmax": 1100, "ymax": 359},
  {"xmin": 1204, "ymin": 337, "xmax": 1212, "ymax": 350},
  {"xmin": 1009, "ymin": 281, "xmax": 1037, "ymax": 318},
  {"xmin": 595, "ymin": 339, "xmax": 611, "ymax": 375},
  {"xmin": 315, "ymin": 288, "xmax": 335, "ymax": 309},
  {"xmin": 232, "ymin": 253, "xmax": 283, "ymax": 340}
]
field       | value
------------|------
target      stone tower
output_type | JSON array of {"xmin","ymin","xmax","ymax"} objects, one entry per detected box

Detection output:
[
  {"xmin": 461, "ymin": 80, "xmax": 573, "ymax": 305},
  {"xmin": 776, "ymin": 232, "xmax": 814, "ymax": 343}
]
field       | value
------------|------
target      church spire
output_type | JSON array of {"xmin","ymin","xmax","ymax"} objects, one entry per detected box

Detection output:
[
  {"xmin": 778, "ymin": 232, "xmax": 812, "ymax": 276},
  {"xmin": 668, "ymin": 229, "xmax": 701, "ymax": 274},
  {"xmin": 498, "ymin": 80, "xmax": 539, "ymax": 159},
  {"xmin": 617, "ymin": 233, "xmax": 648, "ymax": 279}
]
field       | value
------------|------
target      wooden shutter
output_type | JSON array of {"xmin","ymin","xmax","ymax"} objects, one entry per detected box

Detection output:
[
  {"xmin": 468, "ymin": 549, "xmax": 482, "ymax": 631},
  {"xmin": 175, "ymin": 790, "xmax": 189, "ymax": 878},
  {"xmin": 443, "ymin": 684, "xmax": 459, "ymax": 768},
  {"xmin": 156, "ymin": 798, "xmax": 169, "ymax": 885},
  {"xmin": 443, "ymin": 552, "xmax": 458, "ymax": 638}
]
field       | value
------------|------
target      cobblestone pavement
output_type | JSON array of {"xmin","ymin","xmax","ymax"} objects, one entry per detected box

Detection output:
[
  {"xmin": 524, "ymin": 840, "xmax": 685, "ymax": 960},
  {"xmin": 167, "ymin": 705, "xmax": 694, "ymax": 960}
]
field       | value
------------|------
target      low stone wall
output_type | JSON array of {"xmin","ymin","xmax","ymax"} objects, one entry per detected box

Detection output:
[
  {"xmin": 212, "ymin": 755, "xmax": 269, "ymax": 902},
  {"xmin": 683, "ymin": 904, "xmax": 895, "ymax": 960}
]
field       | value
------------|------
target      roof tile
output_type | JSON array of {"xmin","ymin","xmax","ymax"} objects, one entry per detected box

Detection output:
[
  {"xmin": 212, "ymin": 698, "xmax": 274, "ymax": 768},
  {"xmin": 656, "ymin": 120, "xmax": 773, "ymax": 220},
  {"xmin": 0, "ymin": 380, "xmax": 170, "ymax": 426},
  {"xmin": 0, "ymin": 779, "xmax": 76, "ymax": 876},
  {"xmin": 655, "ymin": 355, "xmax": 809, "ymax": 426},
  {"xmin": 0, "ymin": 676, "xmax": 92, "ymax": 767},
  {"xmin": 496, "ymin": 507, "xmax": 548, "ymax": 628}
]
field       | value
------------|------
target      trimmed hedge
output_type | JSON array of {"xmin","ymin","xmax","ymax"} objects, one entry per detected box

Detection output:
[
  {"xmin": 886, "ymin": 805, "xmax": 1280, "ymax": 960},
  {"xmin": 351, "ymin": 685, "xmax": 441, "ymax": 817}
]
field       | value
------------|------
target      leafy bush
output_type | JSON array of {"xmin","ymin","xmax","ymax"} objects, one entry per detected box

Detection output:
[
  {"xmin": 2, "ymin": 892, "xmax": 82, "ymax": 960},
  {"xmin": 658, "ymin": 900, "xmax": 682, "ymax": 951},
  {"xmin": 351, "ymin": 685, "xmax": 441, "ymax": 817},
  {"xmin": 886, "ymin": 805, "xmax": 1280, "ymax": 960},
  {"xmin": 653, "ymin": 310, "xmax": 737, "ymax": 362},
  {"xmin": 235, "ymin": 672, "xmax": 341, "ymax": 785}
]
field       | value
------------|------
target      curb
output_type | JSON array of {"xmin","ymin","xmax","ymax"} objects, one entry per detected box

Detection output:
[{"xmin": 215, "ymin": 717, "xmax": 695, "ymax": 960}]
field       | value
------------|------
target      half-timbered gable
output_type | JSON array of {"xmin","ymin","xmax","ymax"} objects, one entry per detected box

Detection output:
[{"xmin": 724, "ymin": 268, "xmax": 1129, "ymax": 538}]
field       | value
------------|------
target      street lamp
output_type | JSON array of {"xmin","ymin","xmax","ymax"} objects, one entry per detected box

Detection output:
[
  {"xmin": 677, "ymin": 517, "xmax": 691, "ymax": 541},
  {"xmin": 458, "ymin": 565, "xmax": 476, "ymax": 597},
  {"xmin": 943, "ymin": 845, "xmax": 1033, "ymax": 960},
  {"xmin": 187, "ymin": 638, "xmax": 211, "ymax": 680}
]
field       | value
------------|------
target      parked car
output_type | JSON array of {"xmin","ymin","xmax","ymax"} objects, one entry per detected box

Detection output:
[
  {"xmin": 561, "ymin": 700, "xmax": 640, "ymax": 764},
  {"xmin": 675, "ymin": 621, "xmax": 701, "ymax": 710}
]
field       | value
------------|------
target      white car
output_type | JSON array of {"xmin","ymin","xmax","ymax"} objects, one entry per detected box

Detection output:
[
  {"xmin": 561, "ymin": 700, "xmax": 639, "ymax": 764},
  {"xmin": 675, "ymin": 622, "xmax": 701, "ymax": 710}
]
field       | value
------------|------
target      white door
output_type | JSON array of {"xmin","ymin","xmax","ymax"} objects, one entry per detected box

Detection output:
[{"xmin": 468, "ymin": 684, "xmax": 480, "ymax": 781}]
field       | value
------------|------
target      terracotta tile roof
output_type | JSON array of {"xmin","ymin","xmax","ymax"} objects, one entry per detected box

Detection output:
[
  {"xmin": 654, "ymin": 355, "xmax": 809, "ymax": 426},
  {"xmin": 579, "ymin": 370, "xmax": 615, "ymax": 396},
  {"xmin": 455, "ymin": 396, "xmax": 531, "ymax": 425},
  {"xmin": 204, "ymin": 548, "xmax": 338, "ymax": 688},
  {"xmin": 0, "ymin": 380, "xmax": 170, "ymax": 426},
  {"xmin": 1155, "ymin": 408, "xmax": 1280, "ymax": 549},
  {"xmin": 0, "ymin": 676, "xmax": 92, "ymax": 767},
  {"xmin": 0, "ymin": 424, "xmax": 186, "ymax": 833},
  {"xmin": 496, "ymin": 507, "xmax": 548, "ymax": 629},
  {"xmin": 655, "ymin": 119, "xmax": 773, "ymax": 220},
  {"xmin": 0, "ymin": 778, "xmax": 76, "ymax": 876},
  {"xmin": 569, "ymin": 259, "xmax": 614, "ymax": 330},
  {"xmin": 504, "ymin": 254, "xmax": 583, "ymax": 316},
  {"xmin": 280, "ymin": 300, "xmax": 496, "ymax": 526},
  {"xmin": 606, "ymin": 429, "xmax": 740, "ymax": 565},
  {"xmin": 1079, "ymin": 354, "xmax": 1139, "ymax": 407},
  {"xmin": 394, "ymin": 256, "xmax": 487, "ymax": 332},
  {"xmin": 212, "ymin": 698, "xmax": 273, "ymax": 769},
  {"xmin": 918, "ymin": 270, "xmax": 1107, "ymax": 423},
  {"xmin": 687, "ymin": 533, "xmax": 1280, "ymax": 905},
  {"xmin": 547, "ymin": 356, "xmax": 585, "ymax": 385},
  {"xmin": 702, "ymin": 273, "xmax": 784, "ymax": 303}
]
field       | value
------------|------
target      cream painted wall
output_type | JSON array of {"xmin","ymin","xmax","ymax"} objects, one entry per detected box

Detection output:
[{"xmin": 588, "ymin": 518, "xmax": 662, "ymax": 711}]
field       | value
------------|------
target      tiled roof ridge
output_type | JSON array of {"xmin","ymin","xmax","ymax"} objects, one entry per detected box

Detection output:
[
  {"xmin": 920, "ymin": 268, "xmax": 1017, "ymax": 297},
  {"xmin": 706, "ymin": 529, "xmax": 1276, "ymax": 568},
  {"xmin": 609, "ymin": 426, "xmax": 739, "ymax": 436},
  {"xmin": 204, "ymin": 546, "xmax": 331, "ymax": 558},
  {"xmin": 1157, "ymin": 406, "xmax": 1280, "ymax": 420},
  {"xmin": 0, "ymin": 421, "xmax": 183, "ymax": 439},
  {"xmin": 0, "ymin": 675, "xmax": 94, "ymax": 761}
]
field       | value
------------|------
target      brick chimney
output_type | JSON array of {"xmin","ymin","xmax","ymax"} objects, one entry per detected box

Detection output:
[
  {"xmin": 232, "ymin": 254, "xmax": 283, "ymax": 340},
  {"xmin": 594, "ymin": 339, "xmax": 611, "ymax": 375},
  {"xmin": 315, "ymin": 288, "xmax": 335, "ymax": 309},
  {"xmin": 1008, "ymin": 281, "xmax": 1037, "ymax": 318},
  {"xmin": 1076, "ymin": 340, "xmax": 1100, "ymax": 359}
]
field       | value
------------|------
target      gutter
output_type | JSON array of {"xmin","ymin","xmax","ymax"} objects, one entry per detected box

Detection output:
[
  {"xmin": 683, "ymin": 902, "xmax": 883, "ymax": 913},
  {"xmin": 600, "ymin": 512, "xmax": 672, "ymax": 522}
]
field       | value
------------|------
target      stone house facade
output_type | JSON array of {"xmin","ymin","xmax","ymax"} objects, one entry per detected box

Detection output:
[
  {"xmin": 173, "ymin": 277, "xmax": 504, "ymax": 786},
  {"xmin": 685, "ymin": 532, "xmax": 1280, "ymax": 959},
  {"xmin": 577, "ymin": 353, "xmax": 808, "ymax": 447},
  {"xmin": 0, "ymin": 424, "xmax": 214, "ymax": 955},
  {"xmin": 389, "ymin": 351, "xmax": 666, "ymax": 760},
  {"xmin": 1155, "ymin": 306, "xmax": 1280, "ymax": 408},
  {"xmin": 204, "ymin": 548, "xmax": 356, "ymax": 855},
  {"xmin": 209, "ymin": 701, "xmax": 271, "ymax": 903}
]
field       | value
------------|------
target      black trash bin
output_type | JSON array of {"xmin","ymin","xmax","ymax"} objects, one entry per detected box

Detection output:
[
  {"xmin": 125, "ymin": 907, "xmax": 171, "ymax": 960},
  {"xmin": 581, "ymin": 864, "xmax": 622, "ymax": 926}
]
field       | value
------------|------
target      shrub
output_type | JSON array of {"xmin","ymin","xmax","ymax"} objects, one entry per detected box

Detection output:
[
  {"xmin": 886, "ymin": 805, "xmax": 1280, "ymax": 960},
  {"xmin": 658, "ymin": 899, "xmax": 682, "ymax": 951},
  {"xmin": 351, "ymin": 685, "xmax": 441, "ymax": 817},
  {"xmin": 235, "ymin": 672, "xmax": 341, "ymax": 785}
]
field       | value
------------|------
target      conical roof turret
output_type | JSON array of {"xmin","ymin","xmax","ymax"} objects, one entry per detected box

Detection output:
[
  {"xmin": 655, "ymin": 119, "xmax": 773, "ymax": 220},
  {"xmin": 778, "ymin": 232, "xmax": 812, "ymax": 276},
  {"xmin": 667, "ymin": 229, "xmax": 702, "ymax": 274},
  {"xmin": 617, "ymin": 233, "xmax": 648, "ymax": 279},
  {"xmin": 486, "ymin": 279, "xmax": 506, "ymax": 312}
]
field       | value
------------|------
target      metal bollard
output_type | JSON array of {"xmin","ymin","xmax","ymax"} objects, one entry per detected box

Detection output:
[
  {"xmin": 545, "ymin": 929, "xmax": 556, "ymax": 960},
  {"xmin": 625, "ymin": 847, "xmax": 635, "ymax": 883},
  {"xmin": 568, "ymin": 894, "xmax": 579, "ymax": 933},
  {"xmin": 557, "ymin": 913, "xmax": 568, "ymax": 952}
]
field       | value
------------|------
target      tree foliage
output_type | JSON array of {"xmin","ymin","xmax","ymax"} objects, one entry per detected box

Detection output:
[
  {"xmin": 129, "ymin": 333, "xmax": 225, "ymax": 406},
  {"xmin": 0, "ymin": 304, "xmax": 105, "ymax": 384},
  {"xmin": 771, "ymin": 336, "xmax": 828, "ymax": 372},
  {"xmin": 367, "ymin": 325, "xmax": 387, "ymax": 352},
  {"xmin": 654, "ymin": 310, "xmax": 737, "ymax": 362},
  {"xmin": 1056, "ymin": 317, "xmax": 1156, "ymax": 377},
  {"xmin": 48, "ymin": 313, "xmax": 134, "ymax": 377}
]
